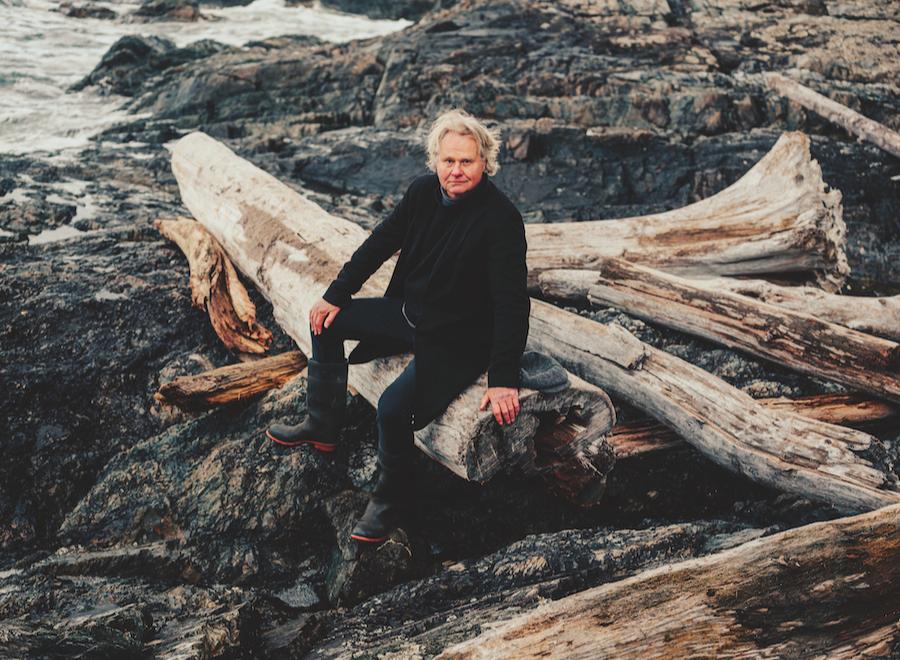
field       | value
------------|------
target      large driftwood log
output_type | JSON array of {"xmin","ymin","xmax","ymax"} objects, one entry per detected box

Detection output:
[
  {"xmin": 692, "ymin": 276, "xmax": 900, "ymax": 342},
  {"xmin": 545, "ymin": 269, "xmax": 900, "ymax": 343},
  {"xmin": 611, "ymin": 393, "xmax": 900, "ymax": 459},
  {"xmin": 155, "ymin": 351, "xmax": 308, "ymax": 412},
  {"xmin": 527, "ymin": 298, "xmax": 900, "ymax": 513},
  {"xmin": 539, "ymin": 265, "xmax": 900, "ymax": 405},
  {"xmin": 155, "ymin": 216, "xmax": 272, "ymax": 354},
  {"xmin": 764, "ymin": 72, "xmax": 900, "ymax": 159},
  {"xmin": 525, "ymin": 131, "xmax": 849, "ymax": 291},
  {"xmin": 170, "ymin": 132, "xmax": 616, "ymax": 503},
  {"xmin": 438, "ymin": 503, "xmax": 900, "ymax": 659}
]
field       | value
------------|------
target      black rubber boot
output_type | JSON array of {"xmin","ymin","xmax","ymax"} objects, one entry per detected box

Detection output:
[
  {"xmin": 350, "ymin": 449, "xmax": 411, "ymax": 543},
  {"xmin": 266, "ymin": 358, "xmax": 348, "ymax": 452}
]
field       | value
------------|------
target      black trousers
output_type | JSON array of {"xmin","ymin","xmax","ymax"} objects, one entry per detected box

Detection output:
[{"xmin": 311, "ymin": 297, "xmax": 419, "ymax": 458}]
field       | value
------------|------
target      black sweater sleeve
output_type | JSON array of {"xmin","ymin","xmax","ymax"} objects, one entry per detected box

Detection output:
[
  {"xmin": 486, "ymin": 207, "xmax": 530, "ymax": 388},
  {"xmin": 322, "ymin": 182, "xmax": 413, "ymax": 307}
]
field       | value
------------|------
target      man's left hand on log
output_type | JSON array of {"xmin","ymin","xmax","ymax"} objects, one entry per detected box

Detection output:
[
  {"xmin": 479, "ymin": 387, "xmax": 520, "ymax": 426},
  {"xmin": 309, "ymin": 298, "xmax": 341, "ymax": 336}
]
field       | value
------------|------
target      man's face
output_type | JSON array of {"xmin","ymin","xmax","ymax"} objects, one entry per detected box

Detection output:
[{"xmin": 436, "ymin": 131, "xmax": 486, "ymax": 198}]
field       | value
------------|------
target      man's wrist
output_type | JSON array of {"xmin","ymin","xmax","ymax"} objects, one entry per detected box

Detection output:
[{"xmin": 487, "ymin": 362, "xmax": 519, "ymax": 388}]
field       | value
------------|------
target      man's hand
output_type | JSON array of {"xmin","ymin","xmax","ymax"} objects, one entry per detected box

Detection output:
[
  {"xmin": 309, "ymin": 298, "xmax": 341, "ymax": 335},
  {"xmin": 479, "ymin": 387, "xmax": 520, "ymax": 426}
]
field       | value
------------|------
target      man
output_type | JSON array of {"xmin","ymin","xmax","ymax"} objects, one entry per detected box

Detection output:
[{"xmin": 267, "ymin": 109, "xmax": 530, "ymax": 543}]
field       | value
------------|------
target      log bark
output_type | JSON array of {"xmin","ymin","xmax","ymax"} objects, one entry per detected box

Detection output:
[
  {"xmin": 538, "ymin": 265, "xmax": 900, "ymax": 405},
  {"xmin": 611, "ymin": 393, "xmax": 900, "ymax": 459},
  {"xmin": 154, "ymin": 216, "xmax": 272, "ymax": 354},
  {"xmin": 764, "ymin": 71, "xmax": 900, "ymax": 159},
  {"xmin": 525, "ymin": 131, "xmax": 849, "ymax": 291},
  {"xmin": 527, "ymin": 298, "xmax": 900, "ymax": 513},
  {"xmin": 438, "ymin": 503, "xmax": 900, "ymax": 659},
  {"xmin": 170, "ymin": 132, "xmax": 616, "ymax": 503},
  {"xmin": 155, "ymin": 351, "xmax": 308, "ymax": 412}
]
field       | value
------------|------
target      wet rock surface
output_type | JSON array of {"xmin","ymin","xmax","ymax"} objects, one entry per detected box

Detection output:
[
  {"xmin": 71, "ymin": 35, "xmax": 227, "ymax": 97},
  {"xmin": 56, "ymin": 2, "xmax": 118, "ymax": 19},
  {"xmin": 130, "ymin": 0, "xmax": 204, "ymax": 22},
  {"xmin": 3, "ymin": 0, "xmax": 899, "ymax": 656}
]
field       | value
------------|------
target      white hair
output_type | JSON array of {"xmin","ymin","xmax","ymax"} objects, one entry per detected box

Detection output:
[{"xmin": 425, "ymin": 108, "xmax": 501, "ymax": 176}]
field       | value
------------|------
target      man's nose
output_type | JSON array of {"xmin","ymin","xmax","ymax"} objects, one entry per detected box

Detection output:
[{"xmin": 450, "ymin": 162, "xmax": 464, "ymax": 175}]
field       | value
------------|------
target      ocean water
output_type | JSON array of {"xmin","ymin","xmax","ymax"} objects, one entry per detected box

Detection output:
[{"xmin": 0, "ymin": 0, "xmax": 408, "ymax": 155}]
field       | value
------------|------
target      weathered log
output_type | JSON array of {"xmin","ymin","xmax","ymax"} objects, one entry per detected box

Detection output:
[
  {"xmin": 438, "ymin": 502, "xmax": 900, "ymax": 659},
  {"xmin": 527, "ymin": 298, "xmax": 900, "ymax": 513},
  {"xmin": 611, "ymin": 393, "xmax": 900, "ymax": 459},
  {"xmin": 539, "ymin": 265, "xmax": 900, "ymax": 405},
  {"xmin": 764, "ymin": 71, "xmax": 900, "ymax": 159},
  {"xmin": 693, "ymin": 276, "xmax": 900, "ymax": 342},
  {"xmin": 170, "ymin": 132, "xmax": 616, "ymax": 503},
  {"xmin": 155, "ymin": 351, "xmax": 308, "ymax": 412},
  {"xmin": 525, "ymin": 131, "xmax": 848, "ymax": 291},
  {"xmin": 545, "ymin": 269, "xmax": 900, "ymax": 343},
  {"xmin": 154, "ymin": 216, "xmax": 272, "ymax": 354}
]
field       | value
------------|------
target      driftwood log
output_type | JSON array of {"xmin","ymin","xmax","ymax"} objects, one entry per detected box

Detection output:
[
  {"xmin": 528, "ymin": 298, "xmax": 900, "ymax": 513},
  {"xmin": 155, "ymin": 216, "xmax": 272, "ymax": 354},
  {"xmin": 524, "ymin": 131, "xmax": 849, "ymax": 291},
  {"xmin": 155, "ymin": 351, "xmax": 308, "ymax": 412},
  {"xmin": 546, "ymin": 269, "xmax": 900, "ymax": 343},
  {"xmin": 685, "ymin": 276, "xmax": 900, "ymax": 342},
  {"xmin": 539, "ymin": 264, "xmax": 900, "ymax": 405},
  {"xmin": 170, "ymin": 132, "xmax": 616, "ymax": 504},
  {"xmin": 764, "ymin": 72, "xmax": 900, "ymax": 159},
  {"xmin": 611, "ymin": 393, "xmax": 899, "ymax": 459},
  {"xmin": 438, "ymin": 502, "xmax": 900, "ymax": 658}
]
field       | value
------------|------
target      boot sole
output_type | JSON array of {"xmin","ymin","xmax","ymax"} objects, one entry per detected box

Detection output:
[
  {"xmin": 265, "ymin": 430, "xmax": 337, "ymax": 453},
  {"xmin": 350, "ymin": 532, "xmax": 390, "ymax": 543}
]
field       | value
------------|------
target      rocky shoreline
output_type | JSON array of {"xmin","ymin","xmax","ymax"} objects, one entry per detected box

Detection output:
[{"xmin": 1, "ymin": 0, "xmax": 898, "ymax": 656}]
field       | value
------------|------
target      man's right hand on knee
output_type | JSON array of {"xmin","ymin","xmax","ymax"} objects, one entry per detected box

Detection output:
[{"xmin": 310, "ymin": 298, "xmax": 341, "ymax": 335}]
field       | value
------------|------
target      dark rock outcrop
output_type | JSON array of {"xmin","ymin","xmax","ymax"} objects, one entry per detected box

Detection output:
[
  {"xmin": 130, "ymin": 0, "xmax": 203, "ymax": 22},
  {"xmin": 72, "ymin": 35, "xmax": 226, "ymax": 97},
  {"xmin": 320, "ymin": 0, "xmax": 442, "ymax": 21},
  {"xmin": 56, "ymin": 2, "xmax": 117, "ymax": 19}
]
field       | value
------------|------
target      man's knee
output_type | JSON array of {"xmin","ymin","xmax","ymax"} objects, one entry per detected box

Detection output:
[{"xmin": 376, "ymin": 385, "xmax": 412, "ymax": 428}]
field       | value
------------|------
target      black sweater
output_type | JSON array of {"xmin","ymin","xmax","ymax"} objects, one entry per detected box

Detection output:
[{"xmin": 323, "ymin": 173, "xmax": 529, "ymax": 390}]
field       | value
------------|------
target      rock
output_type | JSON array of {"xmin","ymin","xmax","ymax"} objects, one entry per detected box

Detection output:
[
  {"xmin": 56, "ymin": 2, "xmax": 117, "ymax": 19},
  {"xmin": 0, "ymin": 196, "xmax": 76, "ymax": 241},
  {"xmin": 71, "ymin": 35, "xmax": 226, "ymax": 96},
  {"xmin": 274, "ymin": 577, "xmax": 321, "ymax": 609},
  {"xmin": 323, "ymin": 491, "xmax": 426, "ymax": 606},
  {"xmin": 318, "ymin": 0, "xmax": 441, "ymax": 21},
  {"xmin": 0, "ymin": 602, "xmax": 150, "ymax": 658},
  {"xmin": 130, "ymin": 0, "xmax": 203, "ymax": 22},
  {"xmin": 0, "ymin": 567, "xmax": 258, "ymax": 657},
  {"xmin": 0, "ymin": 227, "xmax": 271, "ymax": 552},
  {"xmin": 120, "ymin": 36, "xmax": 384, "ymax": 141},
  {"xmin": 56, "ymin": 374, "xmax": 346, "ymax": 583}
]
